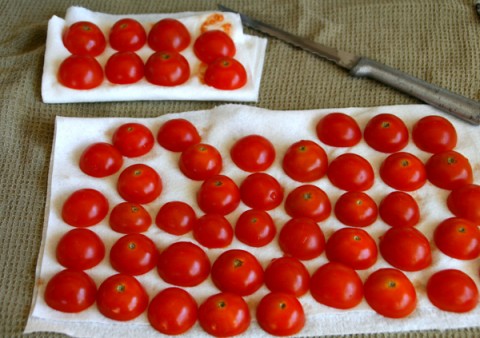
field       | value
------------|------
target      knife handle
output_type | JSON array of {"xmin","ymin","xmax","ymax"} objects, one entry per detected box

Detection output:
[{"xmin": 350, "ymin": 57, "xmax": 480, "ymax": 125}]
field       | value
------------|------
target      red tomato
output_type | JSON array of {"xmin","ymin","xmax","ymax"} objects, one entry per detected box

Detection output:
[
  {"xmin": 96, "ymin": 274, "xmax": 149, "ymax": 321},
  {"xmin": 198, "ymin": 292, "xmax": 250, "ymax": 337},
  {"xmin": 196, "ymin": 175, "xmax": 240, "ymax": 215},
  {"xmin": 310, "ymin": 262, "xmax": 363, "ymax": 309},
  {"xmin": 282, "ymin": 140, "xmax": 328, "ymax": 182},
  {"xmin": 379, "ymin": 227, "xmax": 431, "ymax": 271},
  {"xmin": 63, "ymin": 21, "xmax": 106, "ymax": 56},
  {"xmin": 315, "ymin": 112, "xmax": 362, "ymax": 147},
  {"xmin": 105, "ymin": 51, "xmax": 144, "ymax": 85},
  {"xmin": 412, "ymin": 115, "xmax": 457, "ymax": 153},
  {"xmin": 204, "ymin": 57, "xmax": 247, "ymax": 90},
  {"xmin": 179, "ymin": 143, "xmax": 222, "ymax": 181},
  {"xmin": 264, "ymin": 257, "xmax": 310, "ymax": 297},
  {"xmin": 234, "ymin": 209, "xmax": 276, "ymax": 247},
  {"xmin": 256, "ymin": 292, "xmax": 305, "ymax": 336},
  {"xmin": 79, "ymin": 142, "xmax": 123, "ymax": 178},
  {"xmin": 334, "ymin": 191, "xmax": 377, "ymax": 227},
  {"xmin": 157, "ymin": 118, "xmax": 201, "ymax": 152},
  {"xmin": 157, "ymin": 241, "xmax": 210, "ymax": 287},
  {"xmin": 378, "ymin": 191, "xmax": 420, "ymax": 227},
  {"xmin": 325, "ymin": 227, "xmax": 378, "ymax": 270},
  {"xmin": 61, "ymin": 188, "xmax": 109, "ymax": 227},
  {"xmin": 117, "ymin": 163, "xmax": 162, "ymax": 204},
  {"xmin": 155, "ymin": 201, "xmax": 196, "ymax": 235},
  {"xmin": 363, "ymin": 113, "xmax": 409, "ymax": 153},
  {"xmin": 193, "ymin": 214, "xmax": 233, "ymax": 249},
  {"xmin": 211, "ymin": 249, "xmax": 264, "ymax": 296},
  {"xmin": 284, "ymin": 184, "xmax": 331, "ymax": 222},
  {"xmin": 425, "ymin": 150, "xmax": 473, "ymax": 190},
  {"xmin": 109, "ymin": 202, "xmax": 152, "ymax": 234},
  {"xmin": 434, "ymin": 217, "xmax": 480, "ymax": 260},
  {"xmin": 145, "ymin": 51, "xmax": 190, "ymax": 86},
  {"xmin": 58, "ymin": 55, "xmax": 104, "ymax": 89},
  {"xmin": 379, "ymin": 152, "xmax": 426, "ymax": 191},
  {"xmin": 194, "ymin": 30, "xmax": 236, "ymax": 64},
  {"xmin": 44, "ymin": 269, "xmax": 96, "ymax": 313},
  {"xmin": 447, "ymin": 184, "xmax": 480, "ymax": 224},
  {"xmin": 278, "ymin": 218, "xmax": 325, "ymax": 260},
  {"xmin": 112, "ymin": 122, "xmax": 154, "ymax": 157},
  {"xmin": 109, "ymin": 233, "xmax": 159, "ymax": 275},
  {"xmin": 364, "ymin": 268, "xmax": 416, "ymax": 318},
  {"xmin": 109, "ymin": 18, "xmax": 146, "ymax": 52},
  {"xmin": 230, "ymin": 134, "xmax": 276, "ymax": 172},
  {"xmin": 327, "ymin": 153, "xmax": 374, "ymax": 191},
  {"xmin": 239, "ymin": 172, "xmax": 284, "ymax": 210},
  {"xmin": 426, "ymin": 269, "xmax": 479, "ymax": 313},
  {"xmin": 148, "ymin": 18, "xmax": 191, "ymax": 52},
  {"xmin": 148, "ymin": 287, "xmax": 198, "ymax": 335},
  {"xmin": 56, "ymin": 228, "xmax": 105, "ymax": 270}
]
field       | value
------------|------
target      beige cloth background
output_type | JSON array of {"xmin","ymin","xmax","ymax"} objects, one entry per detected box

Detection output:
[{"xmin": 1, "ymin": 0, "xmax": 479, "ymax": 337}]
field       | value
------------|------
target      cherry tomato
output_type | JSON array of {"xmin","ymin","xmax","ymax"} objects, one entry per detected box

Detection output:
[
  {"xmin": 179, "ymin": 143, "xmax": 222, "ymax": 181},
  {"xmin": 325, "ymin": 227, "xmax": 378, "ymax": 270},
  {"xmin": 145, "ymin": 51, "xmax": 190, "ymax": 86},
  {"xmin": 194, "ymin": 30, "xmax": 236, "ymax": 64},
  {"xmin": 282, "ymin": 140, "xmax": 328, "ymax": 182},
  {"xmin": 44, "ymin": 269, "xmax": 96, "ymax": 313},
  {"xmin": 278, "ymin": 218, "xmax": 325, "ymax": 260},
  {"xmin": 96, "ymin": 273, "xmax": 148, "ymax": 321},
  {"xmin": 264, "ymin": 257, "xmax": 310, "ymax": 297},
  {"xmin": 63, "ymin": 21, "xmax": 106, "ymax": 56},
  {"xmin": 234, "ymin": 209, "xmax": 276, "ymax": 247},
  {"xmin": 56, "ymin": 228, "xmax": 105, "ymax": 270},
  {"xmin": 109, "ymin": 202, "xmax": 151, "ymax": 234},
  {"xmin": 334, "ymin": 191, "xmax": 377, "ymax": 227},
  {"xmin": 447, "ymin": 184, "xmax": 480, "ymax": 224},
  {"xmin": 315, "ymin": 112, "xmax": 362, "ymax": 147},
  {"xmin": 105, "ymin": 51, "xmax": 144, "ymax": 85},
  {"xmin": 379, "ymin": 226, "xmax": 431, "ymax": 271},
  {"xmin": 284, "ymin": 184, "xmax": 331, "ymax": 222},
  {"xmin": 239, "ymin": 172, "xmax": 284, "ymax": 210},
  {"xmin": 434, "ymin": 217, "xmax": 480, "ymax": 260},
  {"xmin": 79, "ymin": 142, "xmax": 123, "ymax": 178},
  {"xmin": 148, "ymin": 18, "xmax": 191, "ymax": 52},
  {"xmin": 157, "ymin": 118, "xmax": 201, "ymax": 152},
  {"xmin": 230, "ymin": 134, "xmax": 276, "ymax": 172},
  {"xmin": 327, "ymin": 153, "xmax": 374, "ymax": 191},
  {"xmin": 155, "ymin": 201, "xmax": 196, "ymax": 235},
  {"xmin": 61, "ymin": 188, "xmax": 109, "ymax": 227},
  {"xmin": 58, "ymin": 55, "xmax": 104, "ymax": 89},
  {"xmin": 157, "ymin": 241, "xmax": 210, "ymax": 287},
  {"xmin": 112, "ymin": 122, "xmax": 154, "ymax": 157},
  {"xmin": 117, "ymin": 163, "xmax": 162, "ymax": 204},
  {"xmin": 198, "ymin": 292, "xmax": 250, "ymax": 337},
  {"xmin": 193, "ymin": 214, "xmax": 233, "ymax": 249},
  {"xmin": 310, "ymin": 262, "xmax": 363, "ymax": 309},
  {"xmin": 426, "ymin": 269, "xmax": 479, "ymax": 313},
  {"xmin": 109, "ymin": 233, "xmax": 159, "ymax": 275},
  {"xmin": 196, "ymin": 175, "xmax": 240, "ymax": 215},
  {"xmin": 364, "ymin": 268, "xmax": 416, "ymax": 318},
  {"xmin": 363, "ymin": 113, "xmax": 409, "ymax": 153},
  {"xmin": 425, "ymin": 150, "xmax": 473, "ymax": 190},
  {"xmin": 211, "ymin": 249, "xmax": 264, "ymax": 296},
  {"xmin": 148, "ymin": 287, "xmax": 198, "ymax": 335},
  {"xmin": 379, "ymin": 152, "xmax": 427, "ymax": 191},
  {"xmin": 109, "ymin": 18, "xmax": 146, "ymax": 52},
  {"xmin": 256, "ymin": 292, "xmax": 305, "ymax": 336},
  {"xmin": 378, "ymin": 191, "xmax": 420, "ymax": 227},
  {"xmin": 412, "ymin": 115, "xmax": 457, "ymax": 153},
  {"xmin": 204, "ymin": 57, "xmax": 247, "ymax": 90}
]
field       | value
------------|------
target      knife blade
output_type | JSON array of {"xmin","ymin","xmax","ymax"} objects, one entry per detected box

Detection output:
[{"xmin": 218, "ymin": 4, "xmax": 480, "ymax": 125}]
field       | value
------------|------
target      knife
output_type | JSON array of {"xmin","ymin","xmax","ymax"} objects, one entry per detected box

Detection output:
[{"xmin": 218, "ymin": 4, "xmax": 480, "ymax": 125}]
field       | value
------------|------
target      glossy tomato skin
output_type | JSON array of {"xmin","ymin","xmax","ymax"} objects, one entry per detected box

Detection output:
[
  {"xmin": 61, "ymin": 188, "xmax": 109, "ymax": 227},
  {"xmin": 193, "ymin": 214, "xmax": 233, "ymax": 249},
  {"xmin": 425, "ymin": 150, "xmax": 473, "ymax": 190},
  {"xmin": 327, "ymin": 153, "xmax": 374, "ymax": 191},
  {"xmin": 230, "ymin": 134, "xmax": 276, "ymax": 172},
  {"xmin": 447, "ymin": 184, "xmax": 480, "ymax": 224},
  {"xmin": 109, "ymin": 202, "xmax": 151, "ymax": 233},
  {"xmin": 194, "ymin": 30, "xmax": 236, "ymax": 64},
  {"xmin": 112, "ymin": 122, "xmax": 154, "ymax": 157},
  {"xmin": 155, "ymin": 201, "xmax": 196, "ymax": 235},
  {"xmin": 204, "ymin": 57, "xmax": 247, "ymax": 90},
  {"xmin": 310, "ymin": 262, "xmax": 363, "ymax": 309},
  {"xmin": 157, "ymin": 118, "xmax": 201, "ymax": 152},
  {"xmin": 282, "ymin": 140, "xmax": 328, "ymax": 182},
  {"xmin": 58, "ymin": 55, "xmax": 104, "ymax": 89},
  {"xmin": 234, "ymin": 209, "xmax": 276, "ymax": 247},
  {"xmin": 284, "ymin": 184, "xmax": 331, "ymax": 222},
  {"xmin": 334, "ymin": 191, "xmax": 377, "ymax": 227},
  {"xmin": 109, "ymin": 233, "xmax": 159, "ymax": 275},
  {"xmin": 179, "ymin": 143, "xmax": 222, "ymax": 181},
  {"xmin": 145, "ymin": 51, "xmax": 190, "ymax": 86},
  {"xmin": 434, "ymin": 217, "xmax": 480, "ymax": 260},
  {"xmin": 279, "ymin": 218, "xmax": 325, "ymax": 260},
  {"xmin": 117, "ymin": 164, "xmax": 162, "ymax": 204},
  {"xmin": 264, "ymin": 257, "xmax": 310, "ymax": 297},
  {"xmin": 412, "ymin": 115, "xmax": 457, "ymax": 153},
  {"xmin": 378, "ymin": 191, "xmax": 420, "ymax": 227},
  {"xmin": 63, "ymin": 21, "xmax": 106, "ymax": 56},
  {"xmin": 44, "ymin": 269, "xmax": 96, "ymax": 313},
  {"xmin": 363, "ymin": 113, "xmax": 409, "ymax": 153},
  {"xmin": 239, "ymin": 172, "xmax": 284, "ymax": 210},
  {"xmin": 105, "ymin": 51, "xmax": 144, "ymax": 85},
  {"xmin": 379, "ymin": 152, "xmax": 427, "ymax": 191},
  {"xmin": 148, "ymin": 18, "xmax": 191, "ymax": 52},
  {"xmin": 196, "ymin": 175, "xmax": 240, "ymax": 215},
  {"xmin": 56, "ymin": 228, "xmax": 105, "ymax": 270},
  {"xmin": 316, "ymin": 112, "xmax": 362, "ymax": 147},
  {"xmin": 109, "ymin": 18, "xmax": 146, "ymax": 52},
  {"xmin": 364, "ymin": 268, "xmax": 416, "ymax": 318},
  {"xmin": 79, "ymin": 142, "xmax": 123, "ymax": 178}
]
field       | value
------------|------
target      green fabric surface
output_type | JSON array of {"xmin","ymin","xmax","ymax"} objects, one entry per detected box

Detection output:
[{"xmin": 1, "ymin": 0, "xmax": 479, "ymax": 337}]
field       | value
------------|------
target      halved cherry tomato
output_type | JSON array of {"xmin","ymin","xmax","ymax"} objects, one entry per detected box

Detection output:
[
  {"xmin": 434, "ymin": 217, "xmax": 480, "ymax": 260},
  {"xmin": 282, "ymin": 140, "xmax": 328, "ymax": 182},
  {"xmin": 61, "ymin": 188, "xmax": 109, "ymax": 227},
  {"xmin": 112, "ymin": 122, "xmax": 154, "ymax": 157},
  {"xmin": 109, "ymin": 233, "xmax": 159, "ymax": 275},
  {"xmin": 58, "ymin": 55, "xmax": 104, "ymax": 90},
  {"xmin": 363, "ymin": 113, "xmax": 409, "ymax": 153},
  {"xmin": 109, "ymin": 202, "xmax": 152, "ymax": 234},
  {"xmin": 179, "ymin": 143, "xmax": 222, "ymax": 181},
  {"xmin": 193, "ymin": 214, "xmax": 233, "ymax": 249},
  {"xmin": 278, "ymin": 218, "xmax": 325, "ymax": 260},
  {"xmin": 155, "ymin": 201, "xmax": 196, "ymax": 235},
  {"xmin": 230, "ymin": 134, "xmax": 276, "ymax": 172},
  {"xmin": 315, "ymin": 112, "xmax": 362, "ymax": 147},
  {"xmin": 412, "ymin": 115, "xmax": 457, "ymax": 153},
  {"xmin": 105, "ymin": 51, "xmax": 144, "ymax": 85},
  {"xmin": 425, "ymin": 150, "xmax": 473, "ymax": 190},
  {"xmin": 148, "ymin": 18, "xmax": 191, "ymax": 52},
  {"xmin": 447, "ymin": 184, "xmax": 480, "ymax": 224},
  {"xmin": 378, "ymin": 191, "xmax": 420, "ymax": 227},
  {"xmin": 109, "ymin": 18, "xmax": 146, "ymax": 52},
  {"xmin": 117, "ymin": 163, "xmax": 162, "ymax": 204},
  {"xmin": 234, "ymin": 209, "xmax": 276, "ymax": 247},
  {"xmin": 204, "ymin": 57, "xmax": 247, "ymax": 90},
  {"xmin": 380, "ymin": 152, "xmax": 426, "ymax": 191},
  {"xmin": 334, "ymin": 191, "xmax": 377, "ymax": 227},
  {"xmin": 264, "ymin": 257, "xmax": 310, "ymax": 297},
  {"xmin": 63, "ymin": 21, "xmax": 106, "ymax": 56},
  {"xmin": 56, "ymin": 228, "xmax": 105, "ymax": 270},
  {"xmin": 284, "ymin": 184, "xmax": 331, "ymax": 222},
  {"xmin": 196, "ymin": 175, "xmax": 240, "ymax": 215},
  {"xmin": 327, "ymin": 153, "xmax": 374, "ymax": 191},
  {"xmin": 239, "ymin": 172, "xmax": 284, "ymax": 210},
  {"xmin": 157, "ymin": 118, "xmax": 201, "ymax": 152},
  {"xmin": 145, "ymin": 51, "xmax": 190, "ymax": 86},
  {"xmin": 79, "ymin": 142, "xmax": 123, "ymax": 178},
  {"xmin": 194, "ymin": 30, "xmax": 236, "ymax": 63}
]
